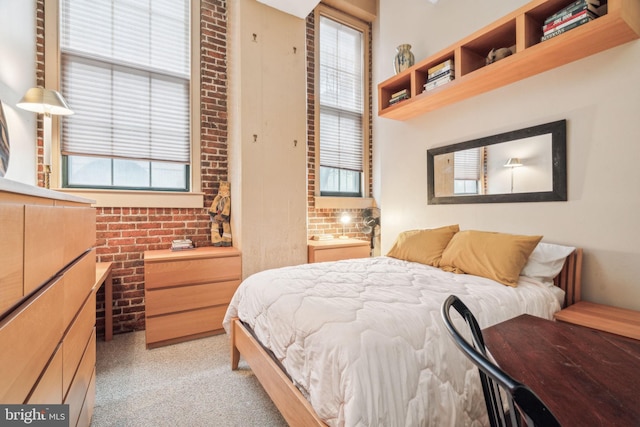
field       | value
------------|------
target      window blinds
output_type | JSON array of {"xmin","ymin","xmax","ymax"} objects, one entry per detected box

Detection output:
[
  {"xmin": 454, "ymin": 148, "xmax": 482, "ymax": 180},
  {"xmin": 318, "ymin": 16, "xmax": 364, "ymax": 173},
  {"xmin": 60, "ymin": 0, "xmax": 190, "ymax": 164}
]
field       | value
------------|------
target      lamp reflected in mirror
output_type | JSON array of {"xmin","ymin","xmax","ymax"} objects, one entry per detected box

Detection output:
[
  {"xmin": 504, "ymin": 157, "xmax": 523, "ymax": 193},
  {"xmin": 339, "ymin": 212, "xmax": 351, "ymax": 239}
]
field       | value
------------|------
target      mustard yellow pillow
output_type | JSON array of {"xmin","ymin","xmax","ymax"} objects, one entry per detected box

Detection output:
[
  {"xmin": 439, "ymin": 230, "xmax": 542, "ymax": 287},
  {"xmin": 386, "ymin": 224, "xmax": 460, "ymax": 267}
]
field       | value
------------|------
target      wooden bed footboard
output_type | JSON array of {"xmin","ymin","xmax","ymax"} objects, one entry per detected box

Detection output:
[{"xmin": 230, "ymin": 318, "xmax": 326, "ymax": 427}]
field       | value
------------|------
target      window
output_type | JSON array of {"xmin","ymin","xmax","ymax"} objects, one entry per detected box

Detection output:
[
  {"xmin": 59, "ymin": 0, "xmax": 191, "ymax": 191},
  {"xmin": 317, "ymin": 9, "xmax": 369, "ymax": 198},
  {"xmin": 454, "ymin": 148, "xmax": 483, "ymax": 195}
]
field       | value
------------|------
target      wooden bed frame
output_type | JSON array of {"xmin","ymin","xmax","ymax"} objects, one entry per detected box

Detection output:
[{"xmin": 229, "ymin": 248, "xmax": 583, "ymax": 427}]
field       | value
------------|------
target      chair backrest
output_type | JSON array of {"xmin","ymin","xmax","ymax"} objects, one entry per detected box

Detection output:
[{"xmin": 440, "ymin": 295, "xmax": 561, "ymax": 427}]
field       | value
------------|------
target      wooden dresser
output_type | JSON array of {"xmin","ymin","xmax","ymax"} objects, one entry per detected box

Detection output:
[
  {"xmin": 144, "ymin": 246, "xmax": 242, "ymax": 348},
  {"xmin": 0, "ymin": 178, "xmax": 96, "ymax": 427}
]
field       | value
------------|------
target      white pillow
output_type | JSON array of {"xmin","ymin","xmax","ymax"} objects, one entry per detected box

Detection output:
[{"xmin": 520, "ymin": 242, "xmax": 575, "ymax": 286}]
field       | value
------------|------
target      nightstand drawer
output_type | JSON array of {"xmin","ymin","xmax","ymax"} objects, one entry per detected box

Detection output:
[
  {"xmin": 145, "ymin": 252, "xmax": 241, "ymax": 289},
  {"xmin": 146, "ymin": 306, "xmax": 227, "ymax": 344},
  {"xmin": 146, "ymin": 280, "xmax": 240, "ymax": 317},
  {"xmin": 308, "ymin": 239, "xmax": 370, "ymax": 263}
]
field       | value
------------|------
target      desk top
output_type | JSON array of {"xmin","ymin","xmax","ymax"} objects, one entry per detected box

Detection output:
[{"xmin": 483, "ymin": 314, "xmax": 640, "ymax": 427}]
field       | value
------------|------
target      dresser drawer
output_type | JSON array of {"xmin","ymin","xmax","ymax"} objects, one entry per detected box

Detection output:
[
  {"xmin": 146, "ymin": 280, "xmax": 240, "ymax": 317},
  {"xmin": 64, "ymin": 330, "xmax": 96, "ymax": 427},
  {"xmin": 76, "ymin": 368, "xmax": 96, "ymax": 427},
  {"xmin": 24, "ymin": 204, "xmax": 66, "ymax": 294},
  {"xmin": 0, "ymin": 204, "xmax": 24, "ymax": 314},
  {"xmin": 146, "ymin": 305, "xmax": 227, "ymax": 345},
  {"xmin": 0, "ymin": 276, "xmax": 64, "ymax": 403},
  {"xmin": 145, "ymin": 254, "xmax": 241, "ymax": 289},
  {"xmin": 62, "ymin": 206, "xmax": 96, "ymax": 268},
  {"xmin": 63, "ymin": 249, "xmax": 96, "ymax": 329},
  {"xmin": 27, "ymin": 344, "xmax": 63, "ymax": 404},
  {"xmin": 63, "ymin": 291, "xmax": 96, "ymax": 394}
]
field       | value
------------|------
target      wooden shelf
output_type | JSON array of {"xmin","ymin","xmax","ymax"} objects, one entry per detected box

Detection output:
[{"xmin": 378, "ymin": 0, "xmax": 640, "ymax": 121}]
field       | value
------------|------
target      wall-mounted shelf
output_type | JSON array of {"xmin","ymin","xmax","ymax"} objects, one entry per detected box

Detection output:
[{"xmin": 378, "ymin": 0, "xmax": 640, "ymax": 121}]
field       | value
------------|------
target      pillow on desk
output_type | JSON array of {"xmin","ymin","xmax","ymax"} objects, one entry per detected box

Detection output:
[
  {"xmin": 386, "ymin": 224, "xmax": 459, "ymax": 267},
  {"xmin": 439, "ymin": 230, "xmax": 542, "ymax": 287},
  {"xmin": 521, "ymin": 242, "xmax": 576, "ymax": 286}
]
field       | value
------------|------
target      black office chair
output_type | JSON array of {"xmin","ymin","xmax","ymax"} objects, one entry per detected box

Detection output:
[{"xmin": 441, "ymin": 295, "xmax": 561, "ymax": 427}]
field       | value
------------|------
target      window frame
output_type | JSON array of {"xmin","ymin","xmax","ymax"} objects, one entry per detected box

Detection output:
[
  {"xmin": 44, "ymin": 0, "xmax": 202, "ymax": 208},
  {"xmin": 313, "ymin": 5, "xmax": 372, "ymax": 210}
]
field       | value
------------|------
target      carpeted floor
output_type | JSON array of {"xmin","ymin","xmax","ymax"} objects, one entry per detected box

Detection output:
[{"xmin": 92, "ymin": 331, "xmax": 287, "ymax": 427}]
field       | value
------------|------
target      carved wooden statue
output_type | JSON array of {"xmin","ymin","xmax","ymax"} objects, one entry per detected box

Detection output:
[{"xmin": 209, "ymin": 181, "xmax": 232, "ymax": 247}]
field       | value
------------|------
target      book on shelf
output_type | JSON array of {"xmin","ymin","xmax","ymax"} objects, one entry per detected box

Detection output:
[
  {"xmin": 543, "ymin": 8, "xmax": 598, "ymax": 34},
  {"xmin": 544, "ymin": 0, "xmax": 600, "ymax": 25},
  {"xmin": 427, "ymin": 59, "xmax": 453, "ymax": 76},
  {"xmin": 390, "ymin": 88, "xmax": 408, "ymax": 99},
  {"xmin": 427, "ymin": 68, "xmax": 453, "ymax": 82},
  {"xmin": 389, "ymin": 93, "xmax": 409, "ymax": 105},
  {"xmin": 424, "ymin": 74, "xmax": 454, "ymax": 91},
  {"xmin": 541, "ymin": 15, "xmax": 593, "ymax": 41}
]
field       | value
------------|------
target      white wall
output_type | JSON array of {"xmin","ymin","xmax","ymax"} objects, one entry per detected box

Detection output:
[
  {"xmin": 373, "ymin": 0, "xmax": 640, "ymax": 310},
  {"xmin": 0, "ymin": 0, "xmax": 37, "ymax": 185}
]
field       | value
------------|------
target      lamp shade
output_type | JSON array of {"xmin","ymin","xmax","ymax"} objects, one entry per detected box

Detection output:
[
  {"xmin": 17, "ymin": 87, "xmax": 74, "ymax": 116},
  {"xmin": 504, "ymin": 157, "xmax": 523, "ymax": 167}
]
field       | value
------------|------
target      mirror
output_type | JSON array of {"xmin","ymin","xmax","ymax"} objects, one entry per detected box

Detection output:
[{"xmin": 427, "ymin": 120, "xmax": 566, "ymax": 204}]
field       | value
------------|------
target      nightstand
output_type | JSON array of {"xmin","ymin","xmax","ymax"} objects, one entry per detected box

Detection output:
[
  {"xmin": 555, "ymin": 301, "xmax": 640, "ymax": 340},
  {"xmin": 144, "ymin": 246, "xmax": 242, "ymax": 348},
  {"xmin": 307, "ymin": 239, "xmax": 370, "ymax": 263}
]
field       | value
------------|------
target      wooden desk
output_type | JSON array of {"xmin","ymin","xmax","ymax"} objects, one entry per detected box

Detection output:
[
  {"xmin": 94, "ymin": 262, "xmax": 113, "ymax": 341},
  {"xmin": 483, "ymin": 314, "xmax": 640, "ymax": 427}
]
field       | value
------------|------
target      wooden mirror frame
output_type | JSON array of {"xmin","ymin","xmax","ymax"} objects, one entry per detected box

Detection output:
[{"xmin": 427, "ymin": 120, "xmax": 567, "ymax": 204}]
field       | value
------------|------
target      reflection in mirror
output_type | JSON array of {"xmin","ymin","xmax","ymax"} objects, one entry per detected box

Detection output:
[{"xmin": 427, "ymin": 120, "xmax": 566, "ymax": 204}]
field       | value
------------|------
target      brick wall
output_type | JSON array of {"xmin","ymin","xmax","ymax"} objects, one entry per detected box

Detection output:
[
  {"xmin": 94, "ymin": 208, "xmax": 213, "ymax": 334},
  {"xmin": 305, "ymin": 11, "xmax": 374, "ymax": 242}
]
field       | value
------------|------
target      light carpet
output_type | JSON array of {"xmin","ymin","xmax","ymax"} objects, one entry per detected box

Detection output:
[{"xmin": 92, "ymin": 331, "xmax": 287, "ymax": 426}]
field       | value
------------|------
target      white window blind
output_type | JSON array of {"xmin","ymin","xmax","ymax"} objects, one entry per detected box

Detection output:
[
  {"xmin": 454, "ymin": 148, "xmax": 482, "ymax": 180},
  {"xmin": 318, "ymin": 16, "xmax": 363, "ymax": 173},
  {"xmin": 60, "ymin": 0, "xmax": 190, "ymax": 164}
]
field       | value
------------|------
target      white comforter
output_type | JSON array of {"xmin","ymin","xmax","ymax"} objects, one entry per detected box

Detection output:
[{"xmin": 223, "ymin": 256, "xmax": 562, "ymax": 427}]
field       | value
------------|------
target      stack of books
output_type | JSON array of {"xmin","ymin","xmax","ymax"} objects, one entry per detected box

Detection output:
[
  {"xmin": 389, "ymin": 88, "xmax": 409, "ymax": 105},
  {"xmin": 424, "ymin": 59, "xmax": 454, "ymax": 92},
  {"xmin": 541, "ymin": 0, "xmax": 602, "ymax": 42},
  {"xmin": 171, "ymin": 239, "xmax": 194, "ymax": 251}
]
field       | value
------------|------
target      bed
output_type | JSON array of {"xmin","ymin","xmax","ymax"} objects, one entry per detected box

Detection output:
[{"xmin": 222, "ymin": 228, "xmax": 583, "ymax": 427}]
